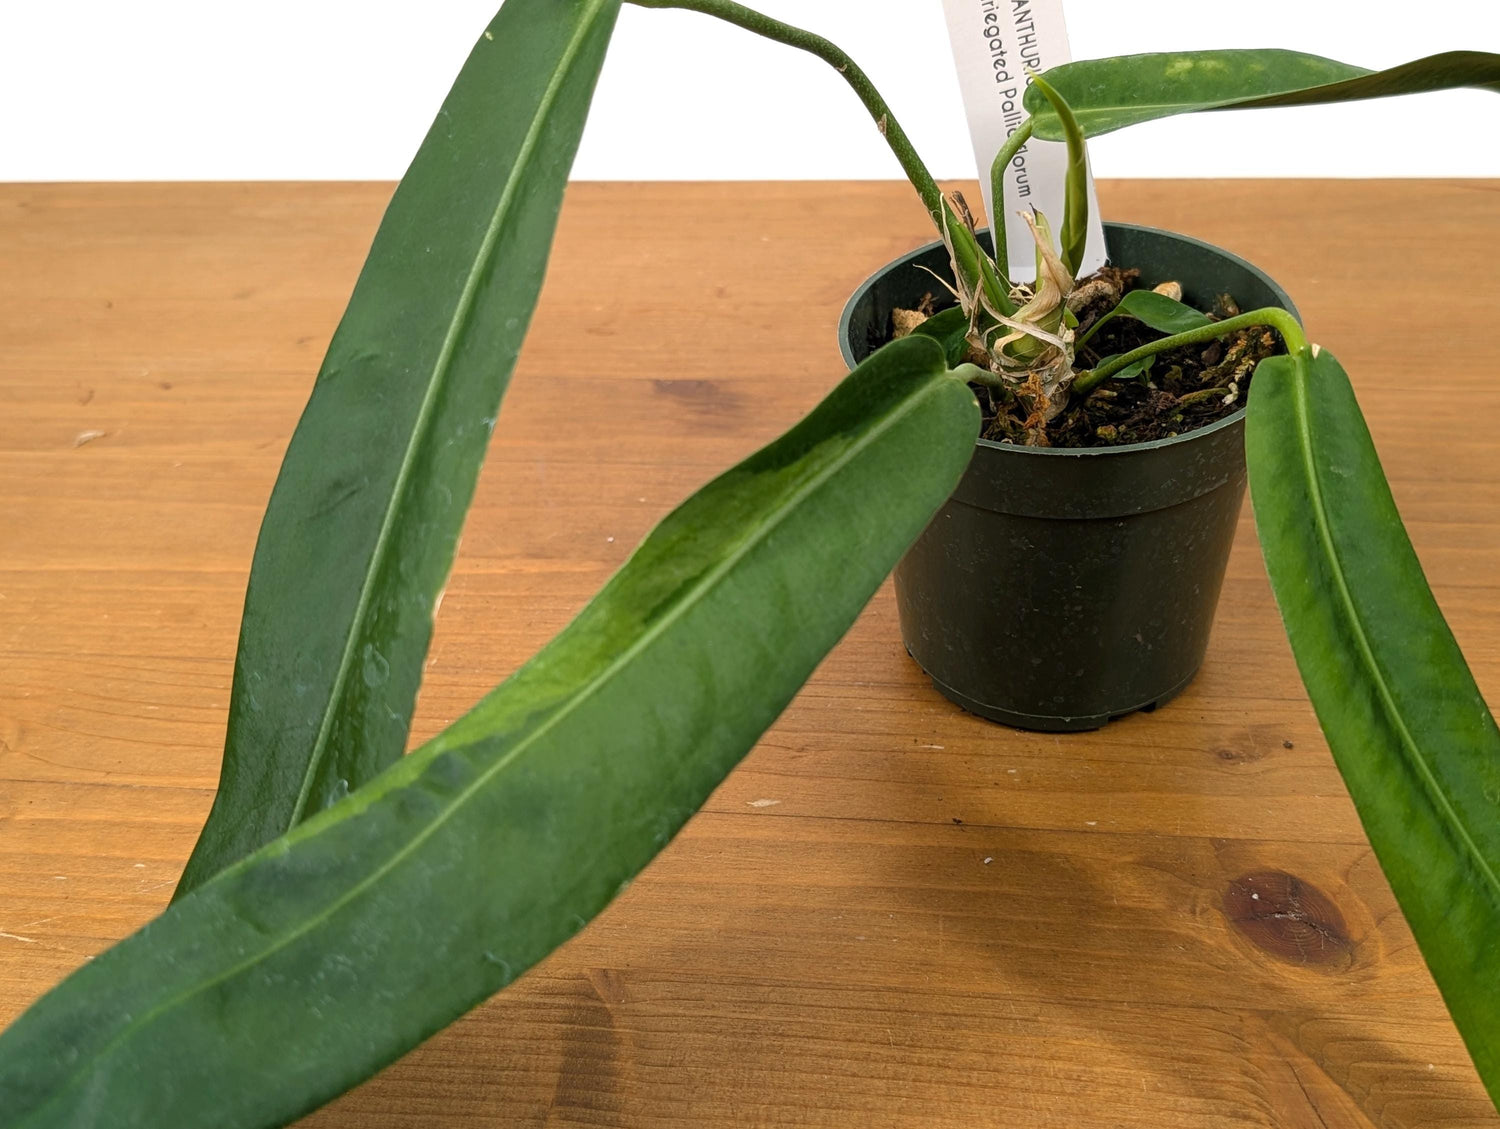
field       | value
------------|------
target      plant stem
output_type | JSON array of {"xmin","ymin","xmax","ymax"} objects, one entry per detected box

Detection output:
[
  {"xmin": 1074, "ymin": 305, "xmax": 1118, "ymax": 350},
  {"xmin": 987, "ymin": 119, "xmax": 1032, "ymax": 283},
  {"xmin": 629, "ymin": 0, "xmax": 943, "ymax": 217},
  {"xmin": 952, "ymin": 362, "xmax": 1008, "ymax": 391},
  {"xmin": 1073, "ymin": 307, "xmax": 1308, "ymax": 396},
  {"xmin": 627, "ymin": 0, "xmax": 1015, "ymax": 317}
]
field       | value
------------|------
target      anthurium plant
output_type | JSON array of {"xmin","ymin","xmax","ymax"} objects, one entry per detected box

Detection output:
[{"xmin": 0, "ymin": 1, "xmax": 1497, "ymax": 1125}]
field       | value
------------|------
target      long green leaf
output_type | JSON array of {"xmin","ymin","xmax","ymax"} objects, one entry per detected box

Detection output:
[
  {"xmin": 1246, "ymin": 346, "xmax": 1500, "ymax": 1105},
  {"xmin": 0, "ymin": 336, "xmax": 980, "ymax": 1129},
  {"xmin": 1026, "ymin": 49, "xmax": 1500, "ymax": 139},
  {"xmin": 175, "ymin": 0, "xmax": 622, "ymax": 897}
]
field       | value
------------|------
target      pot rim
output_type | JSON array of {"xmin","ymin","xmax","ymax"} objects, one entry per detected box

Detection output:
[{"xmin": 837, "ymin": 220, "xmax": 1299, "ymax": 459}]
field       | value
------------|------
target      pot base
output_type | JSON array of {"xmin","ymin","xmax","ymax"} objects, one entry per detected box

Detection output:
[{"xmin": 912, "ymin": 651, "xmax": 1201, "ymax": 732}]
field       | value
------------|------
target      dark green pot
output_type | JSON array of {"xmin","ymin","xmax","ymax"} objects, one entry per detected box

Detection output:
[{"xmin": 838, "ymin": 223, "xmax": 1297, "ymax": 731}]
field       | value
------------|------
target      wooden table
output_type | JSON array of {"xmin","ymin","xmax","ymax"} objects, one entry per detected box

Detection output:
[{"xmin": 1, "ymin": 180, "xmax": 1497, "ymax": 1127}]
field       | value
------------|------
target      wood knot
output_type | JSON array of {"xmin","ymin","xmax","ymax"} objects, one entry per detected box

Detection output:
[
  {"xmin": 1213, "ymin": 743, "xmax": 1265, "ymax": 765},
  {"xmin": 1223, "ymin": 871, "xmax": 1353, "ymax": 969},
  {"xmin": 1209, "ymin": 725, "xmax": 1292, "ymax": 765}
]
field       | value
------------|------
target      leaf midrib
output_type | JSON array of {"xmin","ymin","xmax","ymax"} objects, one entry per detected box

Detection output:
[
  {"xmin": 14, "ymin": 5, "xmax": 614, "ymax": 1122},
  {"xmin": 1289, "ymin": 353, "xmax": 1500, "ymax": 904},
  {"xmin": 17, "ymin": 358, "xmax": 956, "ymax": 1126},
  {"xmin": 285, "ymin": 0, "xmax": 610, "ymax": 828},
  {"xmin": 1037, "ymin": 98, "xmax": 1305, "ymax": 138},
  {"xmin": 1064, "ymin": 91, "xmax": 1331, "ymax": 128}
]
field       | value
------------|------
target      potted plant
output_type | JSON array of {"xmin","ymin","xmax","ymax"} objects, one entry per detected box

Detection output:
[
  {"xmin": 839, "ymin": 161, "xmax": 1297, "ymax": 732},
  {"xmin": 0, "ymin": 2, "xmax": 1496, "ymax": 1126}
]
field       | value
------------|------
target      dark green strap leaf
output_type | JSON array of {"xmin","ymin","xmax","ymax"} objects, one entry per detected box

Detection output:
[
  {"xmin": 1246, "ymin": 346, "xmax": 1500, "ymax": 1105},
  {"xmin": 175, "ymin": 0, "xmax": 623, "ymax": 897},
  {"xmin": 0, "ymin": 337, "xmax": 980, "ymax": 1129},
  {"xmin": 1026, "ymin": 49, "xmax": 1500, "ymax": 139}
]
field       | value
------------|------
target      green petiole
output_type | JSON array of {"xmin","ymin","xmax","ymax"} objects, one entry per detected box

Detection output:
[
  {"xmin": 951, "ymin": 362, "xmax": 1006, "ymax": 391},
  {"xmin": 1074, "ymin": 308, "xmax": 1116, "ymax": 351},
  {"xmin": 986, "ymin": 118, "xmax": 1033, "ymax": 286},
  {"xmin": 1073, "ymin": 307, "xmax": 1308, "ymax": 396},
  {"xmin": 628, "ymin": 0, "xmax": 1016, "ymax": 317},
  {"xmin": 1027, "ymin": 74, "xmax": 1089, "ymax": 278}
]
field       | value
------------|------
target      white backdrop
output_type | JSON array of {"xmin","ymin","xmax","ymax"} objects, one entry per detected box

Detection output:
[{"xmin": 1, "ymin": 0, "xmax": 1496, "ymax": 182}]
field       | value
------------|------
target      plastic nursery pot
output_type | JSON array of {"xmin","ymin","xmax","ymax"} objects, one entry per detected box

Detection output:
[{"xmin": 838, "ymin": 223, "xmax": 1297, "ymax": 732}]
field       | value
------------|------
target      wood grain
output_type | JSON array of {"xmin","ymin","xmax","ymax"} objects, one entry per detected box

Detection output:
[{"xmin": 1, "ymin": 179, "xmax": 1497, "ymax": 1127}]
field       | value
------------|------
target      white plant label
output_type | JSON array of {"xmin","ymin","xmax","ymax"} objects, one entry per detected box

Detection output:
[{"xmin": 938, "ymin": 0, "xmax": 1106, "ymax": 282}]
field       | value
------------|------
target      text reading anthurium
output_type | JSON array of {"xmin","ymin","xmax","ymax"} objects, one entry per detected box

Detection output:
[{"xmin": 939, "ymin": 0, "xmax": 1106, "ymax": 280}]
